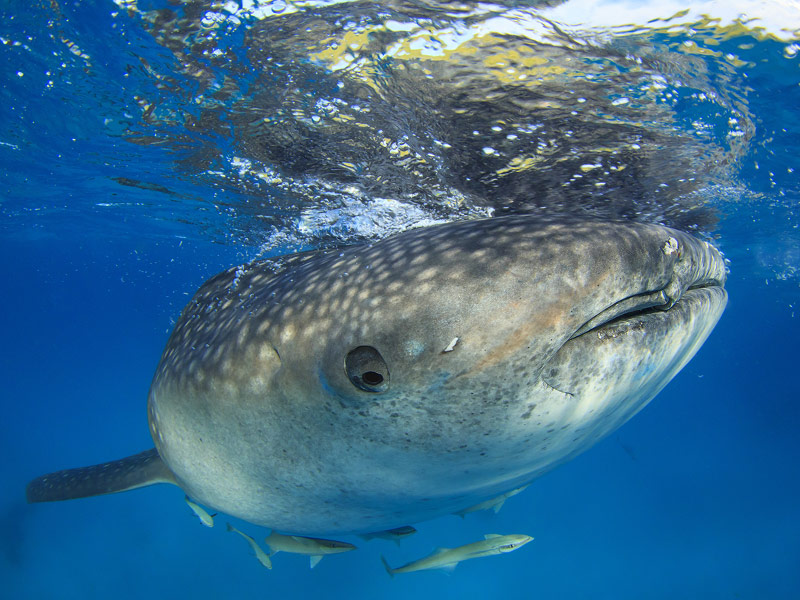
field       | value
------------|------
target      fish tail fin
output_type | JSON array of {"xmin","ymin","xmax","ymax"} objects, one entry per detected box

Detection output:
[
  {"xmin": 380, "ymin": 555, "xmax": 395, "ymax": 578},
  {"xmin": 26, "ymin": 448, "xmax": 177, "ymax": 503},
  {"xmin": 264, "ymin": 531, "xmax": 284, "ymax": 557}
]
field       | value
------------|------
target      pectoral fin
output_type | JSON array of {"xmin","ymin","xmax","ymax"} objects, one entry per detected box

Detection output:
[
  {"xmin": 309, "ymin": 555, "xmax": 323, "ymax": 569},
  {"xmin": 26, "ymin": 448, "xmax": 177, "ymax": 503}
]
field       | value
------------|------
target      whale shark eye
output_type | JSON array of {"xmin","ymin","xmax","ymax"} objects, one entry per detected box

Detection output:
[{"xmin": 345, "ymin": 346, "xmax": 390, "ymax": 393}]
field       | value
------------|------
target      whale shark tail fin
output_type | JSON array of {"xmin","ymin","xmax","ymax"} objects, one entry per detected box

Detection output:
[{"xmin": 26, "ymin": 448, "xmax": 177, "ymax": 503}]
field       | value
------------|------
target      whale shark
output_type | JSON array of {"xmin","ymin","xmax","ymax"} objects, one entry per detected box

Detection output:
[{"xmin": 26, "ymin": 215, "xmax": 727, "ymax": 535}]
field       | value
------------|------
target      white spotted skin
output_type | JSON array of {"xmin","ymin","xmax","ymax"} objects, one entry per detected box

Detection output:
[{"xmin": 147, "ymin": 215, "xmax": 727, "ymax": 535}]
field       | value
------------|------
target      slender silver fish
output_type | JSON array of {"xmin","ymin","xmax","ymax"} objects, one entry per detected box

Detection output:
[
  {"xmin": 226, "ymin": 523, "xmax": 272, "ymax": 570},
  {"xmin": 359, "ymin": 525, "xmax": 417, "ymax": 546},
  {"xmin": 454, "ymin": 485, "xmax": 530, "ymax": 518},
  {"xmin": 381, "ymin": 533, "xmax": 533, "ymax": 576},
  {"xmin": 265, "ymin": 531, "xmax": 356, "ymax": 568},
  {"xmin": 185, "ymin": 495, "xmax": 215, "ymax": 527}
]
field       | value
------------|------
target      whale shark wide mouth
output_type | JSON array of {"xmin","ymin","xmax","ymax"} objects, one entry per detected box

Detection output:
[{"xmin": 569, "ymin": 281, "xmax": 725, "ymax": 341}]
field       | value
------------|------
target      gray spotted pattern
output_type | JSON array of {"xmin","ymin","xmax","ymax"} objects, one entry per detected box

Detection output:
[{"xmin": 145, "ymin": 215, "xmax": 726, "ymax": 534}]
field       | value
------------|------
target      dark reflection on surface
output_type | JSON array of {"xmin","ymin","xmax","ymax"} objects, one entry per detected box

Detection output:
[{"xmin": 69, "ymin": 1, "xmax": 759, "ymax": 244}]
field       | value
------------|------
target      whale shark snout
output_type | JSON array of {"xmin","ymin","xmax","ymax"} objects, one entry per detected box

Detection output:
[{"xmin": 27, "ymin": 215, "xmax": 726, "ymax": 536}]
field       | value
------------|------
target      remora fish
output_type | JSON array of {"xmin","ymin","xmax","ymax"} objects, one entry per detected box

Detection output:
[
  {"xmin": 26, "ymin": 215, "xmax": 727, "ymax": 538},
  {"xmin": 454, "ymin": 485, "xmax": 529, "ymax": 518},
  {"xmin": 359, "ymin": 525, "xmax": 417, "ymax": 545},
  {"xmin": 226, "ymin": 523, "xmax": 272, "ymax": 570},
  {"xmin": 185, "ymin": 495, "xmax": 216, "ymax": 527},
  {"xmin": 264, "ymin": 532, "xmax": 356, "ymax": 568},
  {"xmin": 381, "ymin": 533, "xmax": 533, "ymax": 576}
]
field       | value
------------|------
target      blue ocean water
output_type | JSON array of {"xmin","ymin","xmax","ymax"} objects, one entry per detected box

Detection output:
[{"xmin": 2, "ymin": 0, "xmax": 799, "ymax": 598}]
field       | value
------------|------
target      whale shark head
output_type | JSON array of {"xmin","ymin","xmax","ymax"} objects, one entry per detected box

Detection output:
[{"xmin": 148, "ymin": 215, "xmax": 726, "ymax": 534}]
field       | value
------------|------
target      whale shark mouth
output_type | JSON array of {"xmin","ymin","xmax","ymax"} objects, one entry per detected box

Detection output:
[
  {"xmin": 569, "ymin": 281, "xmax": 723, "ymax": 341},
  {"xmin": 542, "ymin": 281, "xmax": 727, "ymax": 400}
]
